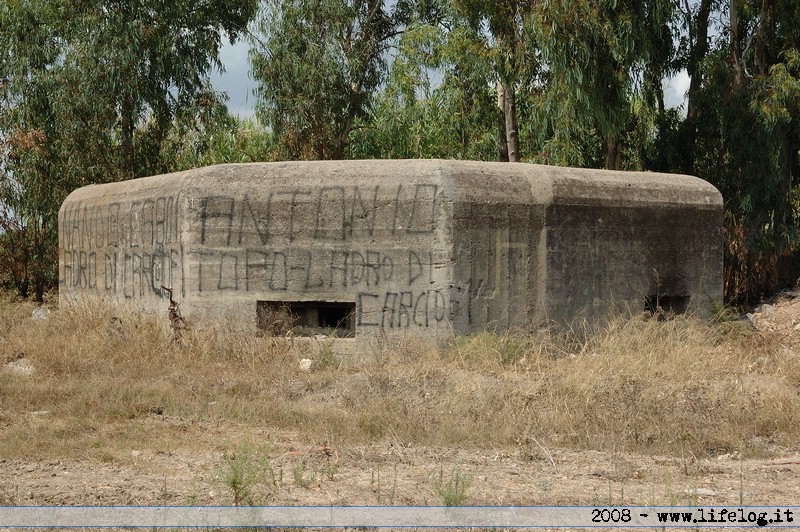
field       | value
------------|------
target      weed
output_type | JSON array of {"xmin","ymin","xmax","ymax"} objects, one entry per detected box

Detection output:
[
  {"xmin": 389, "ymin": 465, "xmax": 398, "ymax": 504},
  {"xmin": 537, "ymin": 478, "xmax": 551, "ymax": 493},
  {"xmin": 270, "ymin": 463, "xmax": 284, "ymax": 490},
  {"xmin": 739, "ymin": 441, "xmax": 746, "ymax": 505},
  {"xmin": 316, "ymin": 339, "xmax": 339, "ymax": 370},
  {"xmin": 185, "ymin": 481, "xmax": 199, "ymax": 506},
  {"xmin": 217, "ymin": 443, "xmax": 272, "ymax": 506},
  {"xmin": 159, "ymin": 475, "xmax": 169, "ymax": 503},
  {"xmin": 605, "ymin": 480, "xmax": 626, "ymax": 505},
  {"xmin": 324, "ymin": 459, "xmax": 339, "ymax": 481},
  {"xmin": 711, "ymin": 301, "xmax": 742, "ymax": 323},
  {"xmin": 370, "ymin": 466, "xmax": 398, "ymax": 504},
  {"xmin": 432, "ymin": 466, "xmax": 473, "ymax": 507},
  {"xmin": 0, "ymin": 484, "xmax": 19, "ymax": 506},
  {"xmin": 684, "ymin": 487, "xmax": 699, "ymax": 507},
  {"xmin": 293, "ymin": 462, "xmax": 313, "ymax": 489},
  {"xmin": 448, "ymin": 332, "xmax": 530, "ymax": 367},
  {"xmin": 1, "ymin": 295, "xmax": 798, "ymax": 464},
  {"xmin": 663, "ymin": 470, "xmax": 677, "ymax": 506},
  {"xmin": 680, "ymin": 446, "xmax": 699, "ymax": 477}
]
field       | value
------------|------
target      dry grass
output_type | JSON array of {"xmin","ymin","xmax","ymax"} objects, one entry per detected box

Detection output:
[{"xmin": 1, "ymin": 292, "xmax": 798, "ymax": 462}]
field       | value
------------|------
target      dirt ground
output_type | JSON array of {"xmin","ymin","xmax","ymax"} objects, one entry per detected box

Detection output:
[
  {"xmin": 2, "ymin": 431, "xmax": 800, "ymax": 508},
  {"xmin": 1, "ymin": 295, "xmax": 799, "ymax": 517}
]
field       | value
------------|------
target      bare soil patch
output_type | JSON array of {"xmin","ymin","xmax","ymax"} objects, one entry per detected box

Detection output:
[{"xmin": 1, "ymin": 425, "xmax": 800, "ymax": 508}]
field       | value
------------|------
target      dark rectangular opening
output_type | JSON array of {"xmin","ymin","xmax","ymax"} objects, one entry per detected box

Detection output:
[
  {"xmin": 645, "ymin": 294, "xmax": 691, "ymax": 316},
  {"xmin": 257, "ymin": 301, "xmax": 355, "ymax": 338}
]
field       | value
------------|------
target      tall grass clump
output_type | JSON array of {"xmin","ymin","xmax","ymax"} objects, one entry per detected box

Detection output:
[
  {"xmin": 0, "ymin": 297, "xmax": 300, "ymax": 457},
  {"xmin": 534, "ymin": 316, "xmax": 799, "ymax": 456},
  {"xmin": 1, "ymin": 294, "xmax": 798, "ymax": 460}
]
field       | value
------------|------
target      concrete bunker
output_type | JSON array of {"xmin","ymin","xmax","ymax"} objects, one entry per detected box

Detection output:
[{"xmin": 58, "ymin": 160, "xmax": 723, "ymax": 345}]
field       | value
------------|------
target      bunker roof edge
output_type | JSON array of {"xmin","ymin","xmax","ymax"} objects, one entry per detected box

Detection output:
[{"xmin": 63, "ymin": 160, "xmax": 721, "ymax": 211}]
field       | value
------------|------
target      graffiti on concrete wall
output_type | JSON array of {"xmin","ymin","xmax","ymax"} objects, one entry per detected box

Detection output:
[
  {"xmin": 60, "ymin": 182, "xmax": 523, "ymax": 330},
  {"xmin": 59, "ymin": 195, "xmax": 183, "ymax": 298},
  {"xmin": 188, "ymin": 183, "xmax": 455, "ymax": 329},
  {"xmin": 194, "ymin": 184, "xmax": 438, "ymax": 246}
]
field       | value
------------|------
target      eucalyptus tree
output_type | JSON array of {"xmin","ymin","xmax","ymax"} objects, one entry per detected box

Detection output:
[
  {"xmin": 250, "ymin": 0, "xmax": 399, "ymax": 160},
  {"xmin": 450, "ymin": 0, "xmax": 537, "ymax": 162},
  {"xmin": 533, "ymin": 0, "xmax": 676, "ymax": 169},
  {"xmin": 349, "ymin": 14, "xmax": 500, "ymax": 161},
  {"xmin": 691, "ymin": 0, "xmax": 800, "ymax": 300},
  {"xmin": 670, "ymin": 0, "xmax": 716, "ymax": 175},
  {"xmin": 0, "ymin": 0, "xmax": 257, "ymax": 299}
]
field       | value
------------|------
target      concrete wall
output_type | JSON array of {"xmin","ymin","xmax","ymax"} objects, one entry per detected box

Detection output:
[{"xmin": 58, "ymin": 160, "xmax": 723, "ymax": 342}]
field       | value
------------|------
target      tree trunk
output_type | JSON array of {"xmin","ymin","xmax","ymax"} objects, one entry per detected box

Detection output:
[
  {"xmin": 502, "ymin": 80, "xmax": 520, "ymax": 162},
  {"xmin": 686, "ymin": 0, "xmax": 711, "ymax": 122},
  {"xmin": 121, "ymin": 94, "xmax": 136, "ymax": 179},
  {"xmin": 605, "ymin": 133, "xmax": 621, "ymax": 170},
  {"xmin": 730, "ymin": 0, "xmax": 745, "ymax": 88},
  {"xmin": 682, "ymin": 0, "xmax": 712, "ymax": 175},
  {"xmin": 497, "ymin": 84, "xmax": 509, "ymax": 162},
  {"xmin": 775, "ymin": 133, "xmax": 795, "ymax": 242},
  {"xmin": 754, "ymin": 0, "xmax": 773, "ymax": 76}
]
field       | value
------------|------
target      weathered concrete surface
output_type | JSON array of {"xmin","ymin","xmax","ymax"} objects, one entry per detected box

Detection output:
[{"xmin": 58, "ymin": 160, "xmax": 723, "ymax": 343}]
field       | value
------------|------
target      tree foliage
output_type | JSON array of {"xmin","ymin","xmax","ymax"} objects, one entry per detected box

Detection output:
[
  {"xmin": 2, "ymin": 0, "xmax": 800, "ymax": 304},
  {"xmin": 250, "ymin": 0, "xmax": 399, "ymax": 159},
  {"xmin": 532, "ymin": 0, "xmax": 676, "ymax": 169},
  {"xmin": 688, "ymin": 0, "xmax": 800, "ymax": 301},
  {"xmin": 349, "ymin": 0, "xmax": 800, "ymax": 301},
  {"xmin": 349, "ymin": 4, "xmax": 500, "ymax": 160},
  {"xmin": 0, "ymin": 0, "xmax": 257, "ymax": 300}
]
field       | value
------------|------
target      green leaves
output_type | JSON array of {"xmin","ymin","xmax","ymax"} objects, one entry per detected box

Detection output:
[
  {"xmin": 250, "ymin": 0, "xmax": 396, "ymax": 159},
  {"xmin": 752, "ymin": 49, "xmax": 800, "ymax": 129},
  {"xmin": 0, "ymin": 0, "xmax": 258, "ymax": 300},
  {"xmin": 1, "ymin": 0, "xmax": 799, "ymax": 304},
  {"xmin": 532, "ymin": 0, "xmax": 676, "ymax": 168},
  {"xmin": 686, "ymin": 2, "xmax": 800, "ymax": 301}
]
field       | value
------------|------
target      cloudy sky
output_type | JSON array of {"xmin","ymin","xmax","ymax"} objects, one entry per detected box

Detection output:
[
  {"xmin": 210, "ymin": 38, "xmax": 257, "ymax": 118},
  {"xmin": 210, "ymin": 39, "xmax": 692, "ymax": 120}
]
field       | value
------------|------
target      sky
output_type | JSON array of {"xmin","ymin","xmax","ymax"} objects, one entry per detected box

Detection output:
[
  {"xmin": 210, "ymin": 38, "xmax": 257, "ymax": 119},
  {"xmin": 210, "ymin": 39, "xmax": 692, "ymax": 120},
  {"xmin": 664, "ymin": 70, "xmax": 691, "ymax": 113}
]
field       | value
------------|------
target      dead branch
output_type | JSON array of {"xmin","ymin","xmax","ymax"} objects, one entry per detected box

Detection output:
[{"xmin": 160, "ymin": 286, "xmax": 187, "ymax": 339}]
